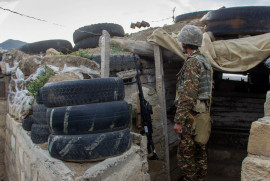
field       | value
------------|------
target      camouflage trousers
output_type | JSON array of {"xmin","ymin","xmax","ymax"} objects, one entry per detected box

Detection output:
[{"xmin": 177, "ymin": 130, "xmax": 207, "ymax": 181}]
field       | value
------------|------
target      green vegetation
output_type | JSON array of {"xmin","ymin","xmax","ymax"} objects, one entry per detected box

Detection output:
[
  {"xmin": 110, "ymin": 41, "xmax": 129, "ymax": 53},
  {"xmin": 69, "ymin": 50, "xmax": 93, "ymax": 60},
  {"xmin": 26, "ymin": 65, "xmax": 55, "ymax": 105}
]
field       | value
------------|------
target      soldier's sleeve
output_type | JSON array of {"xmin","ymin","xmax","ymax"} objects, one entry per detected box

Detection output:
[{"xmin": 174, "ymin": 57, "xmax": 200, "ymax": 125}]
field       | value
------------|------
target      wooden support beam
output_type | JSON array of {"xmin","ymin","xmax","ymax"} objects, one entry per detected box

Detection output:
[
  {"xmin": 101, "ymin": 30, "xmax": 110, "ymax": 78},
  {"xmin": 154, "ymin": 45, "xmax": 170, "ymax": 181},
  {"xmin": 110, "ymin": 37, "xmax": 183, "ymax": 61}
]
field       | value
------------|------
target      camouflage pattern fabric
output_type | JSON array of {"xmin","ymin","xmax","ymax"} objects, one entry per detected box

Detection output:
[
  {"xmin": 174, "ymin": 50, "xmax": 200, "ymax": 125},
  {"xmin": 177, "ymin": 134, "xmax": 207, "ymax": 181},
  {"xmin": 177, "ymin": 25, "xmax": 203, "ymax": 47},
  {"xmin": 174, "ymin": 50, "xmax": 208, "ymax": 181}
]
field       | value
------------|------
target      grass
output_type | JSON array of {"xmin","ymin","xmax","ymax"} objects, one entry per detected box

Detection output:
[{"xmin": 26, "ymin": 65, "xmax": 55, "ymax": 105}]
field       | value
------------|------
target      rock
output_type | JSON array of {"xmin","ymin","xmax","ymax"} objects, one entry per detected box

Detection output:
[
  {"xmin": 43, "ymin": 55, "xmax": 99, "ymax": 71},
  {"xmin": 46, "ymin": 48, "xmax": 60, "ymax": 56},
  {"xmin": 18, "ymin": 56, "xmax": 42, "ymax": 76},
  {"xmin": 46, "ymin": 72, "xmax": 81, "ymax": 84},
  {"xmin": 116, "ymin": 69, "xmax": 136, "ymax": 80},
  {"xmin": 248, "ymin": 117, "xmax": 270, "ymax": 157},
  {"xmin": 1, "ymin": 50, "xmax": 28, "ymax": 75},
  {"xmin": 242, "ymin": 155, "xmax": 270, "ymax": 181},
  {"xmin": 265, "ymin": 91, "xmax": 270, "ymax": 116},
  {"xmin": 43, "ymin": 55, "xmax": 100, "ymax": 79},
  {"xmin": 4, "ymin": 51, "xmax": 101, "ymax": 123}
]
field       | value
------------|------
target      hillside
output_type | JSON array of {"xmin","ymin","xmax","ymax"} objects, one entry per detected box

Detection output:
[{"xmin": 0, "ymin": 39, "xmax": 27, "ymax": 50}]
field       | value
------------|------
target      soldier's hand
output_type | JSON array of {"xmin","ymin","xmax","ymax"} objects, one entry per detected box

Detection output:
[{"xmin": 174, "ymin": 123, "xmax": 183, "ymax": 134}]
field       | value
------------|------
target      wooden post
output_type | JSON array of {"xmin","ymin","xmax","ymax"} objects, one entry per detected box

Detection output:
[
  {"xmin": 101, "ymin": 30, "xmax": 110, "ymax": 78},
  {"xmin": 154, "ymin": 45, "xmax": 170, "ymax": 181}
]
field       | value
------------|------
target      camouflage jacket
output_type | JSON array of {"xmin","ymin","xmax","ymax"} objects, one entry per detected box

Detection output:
[{"xmin": 174, "ymin": 50, "xmax": 201, "ymax": 125}]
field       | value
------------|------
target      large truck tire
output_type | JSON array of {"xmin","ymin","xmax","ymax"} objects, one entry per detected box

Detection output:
[
  {"xmin": 175, "ymin": 10, "xmax": 209, "ymax": 23},
  {"xmin": 22, "ymin": 116, "xmax": 34, "ymax": 131},
  {"xmin": 91, "ymin": 54, "xmax": 136, "ymax": 72},
  {"xmin": 47, "ymin": 101, "xmax": 130, "ymax": 135},
  {"xmin": 73, "ymin": 36, "xmax": 100, "ymax": 51},
  {"xmin": 19, "ymin": 39, "xmax": 73, "ymax": 55},
  {"xmin": 31, "ymin": 124, "xmax": 50, "ymax": 144},
  {"xmin": 204, "ymin": 6, "xmax": 270, "ymax": 36},
  {"xmin": 40, "ymin": 77, "xmax": 125, "ymax": 107},
  {"xmin": 73, "ymin": 23, "xmax": 125, "ymax": 44},
  {"xmin": 33, "ymin": 103, "xmax": 47, "ymax": 124},
  {"xmin": 48, "ymin": 128, "xmax": 131, "ymax": 161}
]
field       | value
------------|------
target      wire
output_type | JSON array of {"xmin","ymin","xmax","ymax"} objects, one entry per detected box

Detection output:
[
  {"xmin": 0, "ymin": 6, "xmax": 103, "ymax": 36},
  {"xmin": 150, "ymin": 16, "xmax": 172, "ymax": 23},
  {"xmin": 150, "ymin": 7, "xmax": 176, "ymax": 23},
  {"xmin": 0, "ymin": 5, "xmax": 175, "ymax": 38},
  {"xmin": 0, "ymin": 6, "xmax": 105, "ymax": 37},
  {"xmin": 0, "ymin": 6, "xmax": 64, "ymax": 27}
]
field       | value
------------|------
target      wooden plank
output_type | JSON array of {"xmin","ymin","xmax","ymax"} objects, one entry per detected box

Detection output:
[
  {"xmin": 101, "ymin": 30, "xmax": 110, "ymax": 78},
  {"xmin": 213, "ymin": 91, "xmax": 266, "ymax": 99},
  {"xmin": 167, "ymin": 121, "xmax": 178, "ymax": 145},
  {"xmin": 110, "ymin": 37, "xmax": 183, "ymax": 61},
  {"xmin": 154, "ymin": 45, "xmax": 170, "ymax": 181},
  {"xmin": 212, "ymin": 107, "xmax": 263, "ymax": 113},
  {"xmin": 0, "ymin": 80, "xmax": 5, "ymax": 99},
  {"xmin": 212, "ymin": 97, "xmax": 265, "ymax": 104}
]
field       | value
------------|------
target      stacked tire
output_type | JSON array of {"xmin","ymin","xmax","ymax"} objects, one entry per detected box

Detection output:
[
  {"xmin": 22, "ymin": 115, "xmax": 34, "ymax": 131},
  {"xmin": 38, "ymin": 77, "xmax": 132, "ymax": 161},
  {"xmin": 30, "ymin": 102, "xmax": 50, "ymax": 144},
  {"xmin": 73, "ymin": 23, "xmax": 125, "ymax": 51},
  {"xmin": 91, "ymin": 54, "xmax": 137, "ymax": 76},
  {"xmin": 203, "ymin": 6, "xmax": 270, "ymax": 38},
  {"xmin": 19, "ymin": 39, "xmax": 73, "ymax": 55},
  {"xmin": 174, "ymin": 10, "xmax": 209, "ymax": 23}
]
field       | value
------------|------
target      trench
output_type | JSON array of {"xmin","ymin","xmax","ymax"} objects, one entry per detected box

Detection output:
[{"xmin": 164, "ymin": 60, "xmax": 269, "ymax": 181}]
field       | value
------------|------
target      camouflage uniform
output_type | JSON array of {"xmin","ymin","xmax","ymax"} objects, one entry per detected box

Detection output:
[{"xmin": 174, "ymin": 50, "xmax": 209, "ymax": 181}]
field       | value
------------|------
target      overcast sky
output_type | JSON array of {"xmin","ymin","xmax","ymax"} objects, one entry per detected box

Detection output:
[{"xmin": 0, "ymin": 0, "xmax": 269, "ymax": 44}]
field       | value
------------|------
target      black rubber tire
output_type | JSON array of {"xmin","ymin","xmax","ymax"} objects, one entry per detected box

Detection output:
[
  {"xmin": 22, "ymin": 116, "xmax": 34, "ymax": 131},
  {"xmin": 18, "ymin": 39, "xmax": 73, "ymax": 55},
  {"xmin": 36, "ymin": 91, "xmax": 43, "ymax": 104},
  {"xmin": 73, "ymin": 36, "xmax": 100, "ymax": 51},
  {"xmin": 204, "ymin": 6, "xmax": 270, "ymax": 36},
  {"xmin": 33, "ymin": 103, "xmax": 47, "ymax": 124},
  {"xmin": 175, "ymin": 10, "xmax": 209, "ymax": 23},
  {"xmin": 40, "ymin": 77, "xmax": 125, "ymax": 108},
  {"xmin": 47, "ymin": 101, "xmax": 130, "ymax": 135},
  {"xmin": 48, "ymin": 128, "xmax": 131, "ymax": 161},
  {"xmin": 92, "ymin": 54, "xmax": 136, "ymax": 71},
  {"xmin": 31, "ymin": 124, "xmax": 50, "ymax": 144},
  {"xmin": 73, "ymin": 23, "xmax": 125, "ymax": 44}
]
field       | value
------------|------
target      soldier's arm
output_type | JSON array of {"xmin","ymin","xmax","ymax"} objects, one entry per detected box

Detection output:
[{"xmin": 174, "ymin": 58, "xmax": 200, "ymax": 125}]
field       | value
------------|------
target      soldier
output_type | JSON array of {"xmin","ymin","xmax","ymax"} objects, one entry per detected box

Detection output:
[{"xmin": 174, "ymin": 25, "xmax": 213, "ymax": 181}]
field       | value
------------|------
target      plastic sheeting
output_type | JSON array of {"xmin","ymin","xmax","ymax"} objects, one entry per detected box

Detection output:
[{"xmin": 148, "ymin": 28, "xmax": 270, "ymax": 72}]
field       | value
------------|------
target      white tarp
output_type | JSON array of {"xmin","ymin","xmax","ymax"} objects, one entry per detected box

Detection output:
[{"xmin": 148, "ymin": 28, "xmax": 270, "ymax": 72}]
